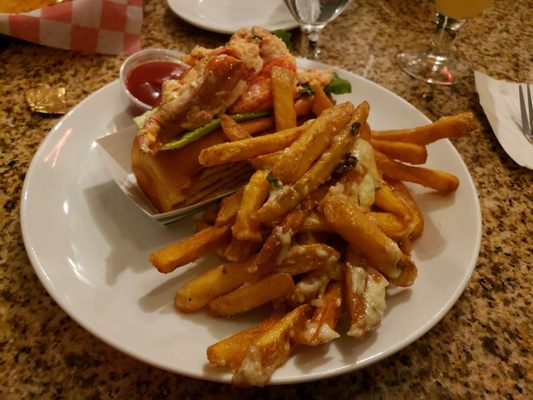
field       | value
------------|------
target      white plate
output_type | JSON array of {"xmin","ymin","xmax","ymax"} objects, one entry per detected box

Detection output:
[
  {"xmin": 167, "ymin": 0, "xmax": 298, "ymax": 35},
  {"xmin": 21, "ymin": 60, "xmax": 481, "ymax": 384}
]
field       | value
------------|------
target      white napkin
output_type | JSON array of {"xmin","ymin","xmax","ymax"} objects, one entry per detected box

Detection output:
[{"xmin": 474, "ymin": 70, "xmax": 533, "ymax": 169}]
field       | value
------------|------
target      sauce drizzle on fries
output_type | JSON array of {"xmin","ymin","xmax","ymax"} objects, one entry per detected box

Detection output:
[{"xmin": 142, "ymin": 28, "xmax": 480, "ymax": 387}]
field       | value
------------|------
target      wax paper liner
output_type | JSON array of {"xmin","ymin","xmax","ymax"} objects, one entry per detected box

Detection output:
[{"xmin": 95, "ymin": 126, "xmax": 241, "ymax": 224}]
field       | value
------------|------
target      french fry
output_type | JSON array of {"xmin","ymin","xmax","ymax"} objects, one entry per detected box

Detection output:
[
  {"xmin": 358, "ymin": 122, "xmax": 372, "ymax": 141},
  {"xmin": 278, "ymin": 243, "xmax": 340, "ymax": 276},
  {"xmin": 370, "ymin": 139, "xmax": 427, "ymax": 164},
  {"xmin": 271, "ymin": 101, "xmax": 356, "ymax": 184},
  {"xmin": 150, "ymin": 225, "xmax": 231, "ymax": 273},
  {"xmin": 175, "ymin": 256, "xmax": 257, "ymax": 312},
  {"xmin": 144, "ymin": 76, "xmax": 472, "ymax": 385},
  {"xmin": 344, "ymin": 249, "xmax": 388, "ymax": 338},
  {"xmin": 249, "ymin": 150, "xmax": 283, "ymax": 170},
  {"xmin": 250, "ymin": 206, "xmax": 310, "ymax": 276},
  {"xmin": 231, "ymin": 304, "xmax": 312, "ymax": 387},
  {"xmin": 388, "ymin": 255, "xmax": 418, "ymax": 287},
  {"xmin": 209, "ymin": 272, "xmax": 295, "ymax": 317},
  {"xmin": 388, "ymin": 180, "xmax": 424, "ymax": 239},
  {"xmin": 310, "ymin": 80, "xmax": 334, "ymax": 115},
  {"xmin": 299, "ymin": 211, "xmax": 334, "ymax": 233},
  {"xmin": 374, "ymin": 150, "xmax": 459, "ymax": 194},
  {"xmin": 221, "ymin": 114, "xmax": 253, "ymax": 141},
  {"xmin": 344, "ymin": 251, "xmax": 365, "ymax": 338},
  {"xmin": 194, "ymin": 219, "xmax": 212, "ymax": 232},
  {"xmin": 297, "ymin": 282, "xmax": 342, "ymax": 345},
  {"xmin": 374, "ymin": 181, "xmax": 412, "ymax": 219},
  {"xmin": 294, "ymin": 231, "xmax": 330, "ymax": 246},
  {"xmin": 199, "ymin": 126, "xmax": 302, "ymax": 167},
  {"xmin": 224, "ymin": 237, "xmax": 258, "ymax": 262},
  {"xmin": 214, "ymin": 189, "xmax": 243, "ymax": 227},
  {"xmin": 320, "ymin": 194, "xmax": 416, "ymax": 285},
  {"xmin": 255, "ymin": 102, "xmax": 368, "ymax": 223},
  {"xmin": 272, "ymin": 66, "xmax": 297, "ymax": 131},
  {"xmin": 371, "ymin": 112, "xmax": 479, "ymax": 144},
  {"xmin": 202, "ymin": 202, "xmax": 220, "ymax": 224},
  {"xmin": 294, "ymin": 96, "xmax": 314, "ymax": 117},
  {"xmin": 366, "ymin": 211, "xmax": 411, "ymax": 242},
  {"xmin": 238, "ymin": 116, "xmax": 276, "ymax": 135},
  {"xmin": 207, "ymin": 311, "xmax": 284, "ymax": 371},
  {"xmin": 232, "ymin": 170, "xmax": 270, "ymax": 242},
  {"xmin": 286, "ymin": 269, "xmax": 331, "ymax": 306}
]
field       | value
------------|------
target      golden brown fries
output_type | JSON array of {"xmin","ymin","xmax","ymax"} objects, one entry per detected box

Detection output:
[
  {"xmin": 299, "ymin": 211, "xmax": 333, "ymax": 233},
  {"xmin": 250, "ymin": 206, "xmax": 310, "ymax": 276},
  {"xmin": 297, "ymin": 282, "xmax": 342, "ymax": 345},
  {"xmin": 310, "ymin": 80, "xmax": 334, "ymax": 115},
  {"xmin": 344, "ymin": 249, "xmax": 388, "ymax": 338},
  {"xmin": 147, "ymin": 98, "xmax": 478, "ymax": 386},
  {"xmin": 175, "ymin": 256, "xmax": 258, "ymax": 312},
  {"xmin": 366, "ymin": 211, "xmax": 411, "ymax": 242},
  {"xmin": 232, "ymin": 169, "xmax": 270, "ymax": 242},
  {"xmin": 201, "ymin": 202, "xmax": 219, "ymax": 225},
  {"xmin": 214, "ymin": 189, "xmax": 243, "ymax": 227},
  {"xmin": 320, "ymin": 194, "xmax": 416, "ymax": 286},
  {"xmin": 231, "ymin": 304, "xmax": 312, "ymax": 387},
  {"xmin": 199, "ymin": 126, "xmax": 302, "ymax": 167},
  {"xmin": 271, "ymin": 101, "xmax": 356, "ymax": 184},
  {"xmin": 220, "ymin": 114, "xmax": 253, "ymax": 141},
  {"xmin": 271, "ymin": 66, "xmax": 297, "ymax": 131},
  {"xmin": 223, "ymin": 237, "xmax": 258, "ymax": 262},
  {"xmin": 249, "ymin": 150, "xmax": 282, "ymax": 170},
  {"xmin": 374, "ymin": 181, "xmax": 412, "ymax": 219},
  {"xmin": 150, "ymin": 225, "xmax": 230, "ymax": 273},
  {"xmin": 208, "ymin": 272, "xmax": 294, "ymax": 317},
  {"xmin": 371, "ymin": 112, "xmax": 479, "ymax": 144},
  {"xmin": 389, "ymin": 180, "xmax": 425, "ymax": 239},
  {"xmin": 194, "ymin": 219, "xmax": 212, "ymax": 232},
  {"xmin": 207, "ymin": 311, "xmax": 284, "ymax": 371},
  {"xmin": 278, "ymin": 243, "xmax": 340, "ymax": 276},
  {"xmin": 255, "ymin": 102, "xmax": 369, "ymax": 223},
  {"xmin": 370, "ymin": 139, "xmax": 427, "ymax": 164},
  {"xmin": 374, "ymin": 150, "xmax": 459, "ymax": 194}
]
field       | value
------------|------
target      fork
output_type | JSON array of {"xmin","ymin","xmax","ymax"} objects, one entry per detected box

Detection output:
[{"xmin": 518, "ymin": 84, "xmax": 533, "ymax": 143}]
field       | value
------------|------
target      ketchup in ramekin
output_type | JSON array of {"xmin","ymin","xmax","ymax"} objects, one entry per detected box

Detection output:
[{"xmin": 120, "ymin": 48, "xmax": 189, "ymax": 115}]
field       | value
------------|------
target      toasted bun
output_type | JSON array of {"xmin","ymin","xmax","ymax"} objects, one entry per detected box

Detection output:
[{"xmin": 131, "ymin": 130, "xmax": 252, "ymax": 213}]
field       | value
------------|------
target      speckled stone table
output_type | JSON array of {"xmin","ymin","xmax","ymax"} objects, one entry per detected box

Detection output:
[{"xmin": 1, "ymin": 0, "xmax": 531, "ymax": 398}]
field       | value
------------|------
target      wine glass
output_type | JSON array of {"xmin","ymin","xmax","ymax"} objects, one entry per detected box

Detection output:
[
  {"xmin": 283, "ymin": 0, "xmax": 353, "ymax": 59},
  {"xmin": 396, "ymin": 0, "xmax": 492, "ymax": 85}
]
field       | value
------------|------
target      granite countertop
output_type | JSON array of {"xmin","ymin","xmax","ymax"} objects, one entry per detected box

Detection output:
[{"xmin": 0, "ymin": 0, "xmax": 531, "ymax": 398}]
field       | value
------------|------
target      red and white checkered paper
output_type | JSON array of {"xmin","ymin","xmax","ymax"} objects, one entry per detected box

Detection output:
[{"xmin": 0, "ymin": 0, "xmax": 143, "ymax": 55}]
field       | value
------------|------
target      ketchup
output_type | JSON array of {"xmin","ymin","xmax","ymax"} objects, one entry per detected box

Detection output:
[{"xmin": 126, "ymin": 61, "xmax": 186, "ymax": 107}]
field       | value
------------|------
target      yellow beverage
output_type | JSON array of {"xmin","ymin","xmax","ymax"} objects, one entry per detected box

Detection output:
[{"xmin": 435, "ymin": 0, "xmax": 491, "ymax": 19}]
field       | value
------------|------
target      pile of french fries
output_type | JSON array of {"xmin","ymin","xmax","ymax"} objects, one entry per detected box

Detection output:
[{"xmin": 149, "ymin": 66, "xmax": 479, "ymax": 386}]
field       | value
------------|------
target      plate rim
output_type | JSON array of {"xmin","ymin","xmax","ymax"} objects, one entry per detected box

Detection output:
[
  {"xmin": 20, "ymin": 62, "xmax": 482, "ymax": 384},
  {"xmin": 166, "ymin": 0, "xmax": 299, "ymax": 35}
]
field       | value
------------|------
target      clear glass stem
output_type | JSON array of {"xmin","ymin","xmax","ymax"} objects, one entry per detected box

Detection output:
[
  {"xmin": 300, "ymin": 25, "xmax": 324, "ymax": 59},
  {"xmin": 395, "ymin": 12, "xmax": 470, "ymax": 85},
  {"xmin": 431, "ymin": 12, "xmax": 465, "ymax": 55}
]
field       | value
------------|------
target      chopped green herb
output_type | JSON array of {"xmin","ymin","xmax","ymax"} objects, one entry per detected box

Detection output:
[
  {"xmin": 161, "ymin": 110, "xmax": 271, "ymax": 151},
  {"xmin": 272, "ymin": 29, "xmax": 292, "ymax": 49},
  {"xmin": 267, "ymin": 172, "xmax": 283, "ymax": 189},
  {"xmin": 297, "ymin": 84, "xmax": 315, "ymax": 98},
  {"xmin": 324, "ymin": 72, "xmax": 352, "ymax": 95}
]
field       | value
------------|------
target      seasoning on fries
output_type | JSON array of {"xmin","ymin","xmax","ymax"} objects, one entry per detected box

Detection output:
[{"xmin": 136, "ymin": 27, "xmax": 480, "ymax": 387}]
